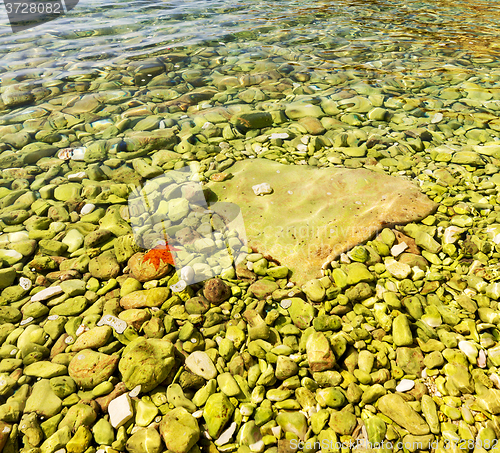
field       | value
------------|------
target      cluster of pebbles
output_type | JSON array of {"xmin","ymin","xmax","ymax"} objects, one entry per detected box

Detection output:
[{"xmin": 2, "ymin": 25, "xmax": 500, "ymax": 453}]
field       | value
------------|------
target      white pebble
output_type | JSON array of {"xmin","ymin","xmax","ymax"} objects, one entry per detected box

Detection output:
[
  {"xmin": 108, "ymin": 393, "xmax": 134, "ymax": 428},
  {"xmin": 31, "ymin": 286, "xmax": 63, "ymax": 302},
  {"xmin": 70, "ymin": 147, "xmax": 86, "ymax": 161},
  {"xmin": 431, "ymin": 112, "xmax": 443, "ymax": 123},
  {"xmin": 478, "ymin": 349, "xmax": 487, "ymax": 368},
  {"xmin": 80, "ymin": 203, "xmax": 96, "ymax": 215},
  {"xmin": 67, "ymin": 171, "xmax": 86, "ymax": 181},
  {"xmin": 20, "ymin": 317, "xmax": 33, "ymax": 326},
  {"xmin": 280, "ymin": 299, "xmax": 292, "ymax": 309},
  {"xmin": 269, "ymin": 133, "xmax": 289, "ymax": 140},
  {"xmin": 391, "ymin": 242, "xmax": 408, "ymax": 257},
  {"xmin": 180, "ymin": 266, "xmax": 195, "ymax": 285},
  {"xmin": 396, "ymin": 379, "xmax": 415, "ymax": 392},
  {"xmin": 252, "ymin": 183, "xmax": 272, "ymax": 196},
  {"xmin": 246, "ymin": 261, "xmax": 254, "ymax": 271}
]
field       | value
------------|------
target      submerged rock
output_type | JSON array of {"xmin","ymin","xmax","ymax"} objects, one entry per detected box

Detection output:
[{"xmin": 207, "ymin": 159, "xmax": 437, "ymax": 285}]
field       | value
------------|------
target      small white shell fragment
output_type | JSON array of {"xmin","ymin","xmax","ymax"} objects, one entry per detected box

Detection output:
[
  {"xmin": 252, "ymin": 183, "xmax": 272, "ymax": 196},
  {"xmin": 48, "ymin": 315, "xmax": 59, "ymax": 321},
  {"xmin": 57, "ymin": 148, "xmax": 73, "ymax": 160},
  {"xmin": 280, "ymin": 299, "xmax": 292, "ymax": 309},
  {"xmin": 19, "ymin": 277, "xmax": 32, "ymax": 291},
  {"xmin": 170, "ymin": 280, "xmax": 187, "ymax": 293},
  {"xmin": 97, "ymin": 314, "xmax": 127, "ymax": 334},
  {"xmin": 396, "ymin": 379, "xmax": 415, "ymax": 392},
  {"xmin": 108, "ymin": 393, "xmax": 134, "ymax": 428},
  {"xmin": 185, "ymin": 351, "xmax": 217, "ymax": 379},
  {"xmin": 180, "ymin": 266, "xmax": 195, "ymax": 285},
  {"xmin": 249, "ymin": 440, "xmax": 264, "ymax": 452},
  {"xmin": 246, "ymin": 261, "xmax": 254, "ymax": 271},
  {"xmin": 80, "ymin": 203, "xmax": 96, "ymax": 215},
  {"xmin": 20, "ymin": 317, "xmax": 34, "ymax": 326},
  {"xmin": 67, "ymin": 171, "xmax": 86, "ymax": 181},
  {"xmin": 270, "ymin": 426, "xmax": 281, "ymax": 438},
  {"xmin": 391, "ymin": 242, "xmax": 408, "ymax": 257},
  {"xmin": 31, "ymin": 286, "xmax": 63, "ymax": 302},
  {"xmin": 75, "ymin": 324, "xmax": 87, "ymax": 336},
  {"xmin": 129, "ymin": 385, "xmax": 141, "ymax": 397},
  {"xmin": 65, "ymin": 336, "xmax": 74, "ymax": 344},
  {"xmin": 192, "ymin": 410, "xmax": 204, "ymax": 419}
]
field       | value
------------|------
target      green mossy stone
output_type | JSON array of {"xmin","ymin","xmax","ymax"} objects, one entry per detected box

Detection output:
[
  {"xmin": 302, "ymin": 279, "xmax": 326, "ymax": 302},
  {"xmin": 118, "ymin": 337, "xmax": 175, "ymax": 392},
  {"xmin": 396, "ymin": 347, "xmax": 425, "ymax": 375},
  {"xmin": 328, "ymin": 410, "xmax": 357, "ymax": 435},
  {"xmin": 68, "ymin": 349, "xmax": 119, "ymax": 389},
  {"xmin": 378, "ymin": 394, "xmax": 430, "ymax": 435},
  {"xmin": 24, "ymin": 361, "xmax": 67, "ymax": 378},
  {"xmin": 92, "ymin": 418, "xmax": 115, "ymax": 445},
  {"xmin": 393, "ymin": 314, "xmax": 413, "ymax": 346},
  {"xmin": 66, "ymin": 426, "xmax": 92, "ymax": 453},
  {"xmin": 159, "ymin": 407, "xmax": 200, "ymax": 453},
  {"xmin": 50, "ymin": 376, "xmax": 77, "ymax": 399},
  {"xmin": 59, "ymin": 403, "xmax": 97, "ymax": 432},
  {"xmin": 39, "ymin": 426, "xmax": 72, "ymax": 453},
  {"xmin": 276, "ymin": 411, "xmax": 307, "ymax": 440},
  {"xmin": 365, "ymin": 415, "xmax": 387, "ymax": 444},
  {"xmin": 126, "ymin": 427, "xmax": 163, "ymax": 453},
  {"xmin": 25, "ymin": 379, "xmax": 63, "ymax": 419},
  {"xmin": 288, "ymin": 297, "xmax": 315, "ymax": 329},
  {"xmin": 203, "ymin": 392, "xmax": 234, "ymax": 438}
]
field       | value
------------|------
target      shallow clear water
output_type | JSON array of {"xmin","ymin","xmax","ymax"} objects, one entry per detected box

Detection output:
[{"xmin": 1, "ymin": 0, "xmax": 500, "ymax": 95}]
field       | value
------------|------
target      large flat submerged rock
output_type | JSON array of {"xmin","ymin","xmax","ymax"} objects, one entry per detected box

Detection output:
[{"xmin": 206, "ymin": 159, "xmax": 437, "ymax": 285}]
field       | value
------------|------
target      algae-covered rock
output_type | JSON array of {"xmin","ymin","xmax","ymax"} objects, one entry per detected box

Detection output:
[
  {"xmin": 24, "ymin": 379, "xmax": 63, "ymax": 418},
  {"xmin": 120, "ymin": 287, "xmax": 170, "ymax": 309},
  {"xmin": 378, "ymin": 394, "xmax": 430, "ymax": 435},
  {"xmin": 68, "ymin": 349, "xmax": 119, "ymax": 389},
  {"xmin": 206, "ymin": 159, "xmax": 437, "ymax": 285},
  {"xmin": 159, "ymin": 407, "xmax": 200, "ymax": 453},
  {"xmin": 203, "ymin": 392, "xmax": 234, "ymax": 438},
  {"xmin": 126, "ymin": 427, "xmax": 163, "ymax": 453},
  {"xmin": 118, "ymin": 337, "xmax": 175, "ymax": 392}
]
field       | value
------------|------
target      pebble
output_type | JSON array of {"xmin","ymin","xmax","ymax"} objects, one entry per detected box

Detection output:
[
  {"xmin": 31, "ymin": 286, "xmax": 63, "ymax": 302},
  {"xmin": 108, "ymin": 393, "xmax": 134, "ymax": 428},
  {"xmin": 395, "ymin": 379, "xmax": 415, "ymax": 392},
  {"xmin": 252, "ymin": 183, "xmax": 273, "ymax": 196},
  {"xmin": 80, "ymin": 203, "xmax": 96, "ymax": 215}
]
